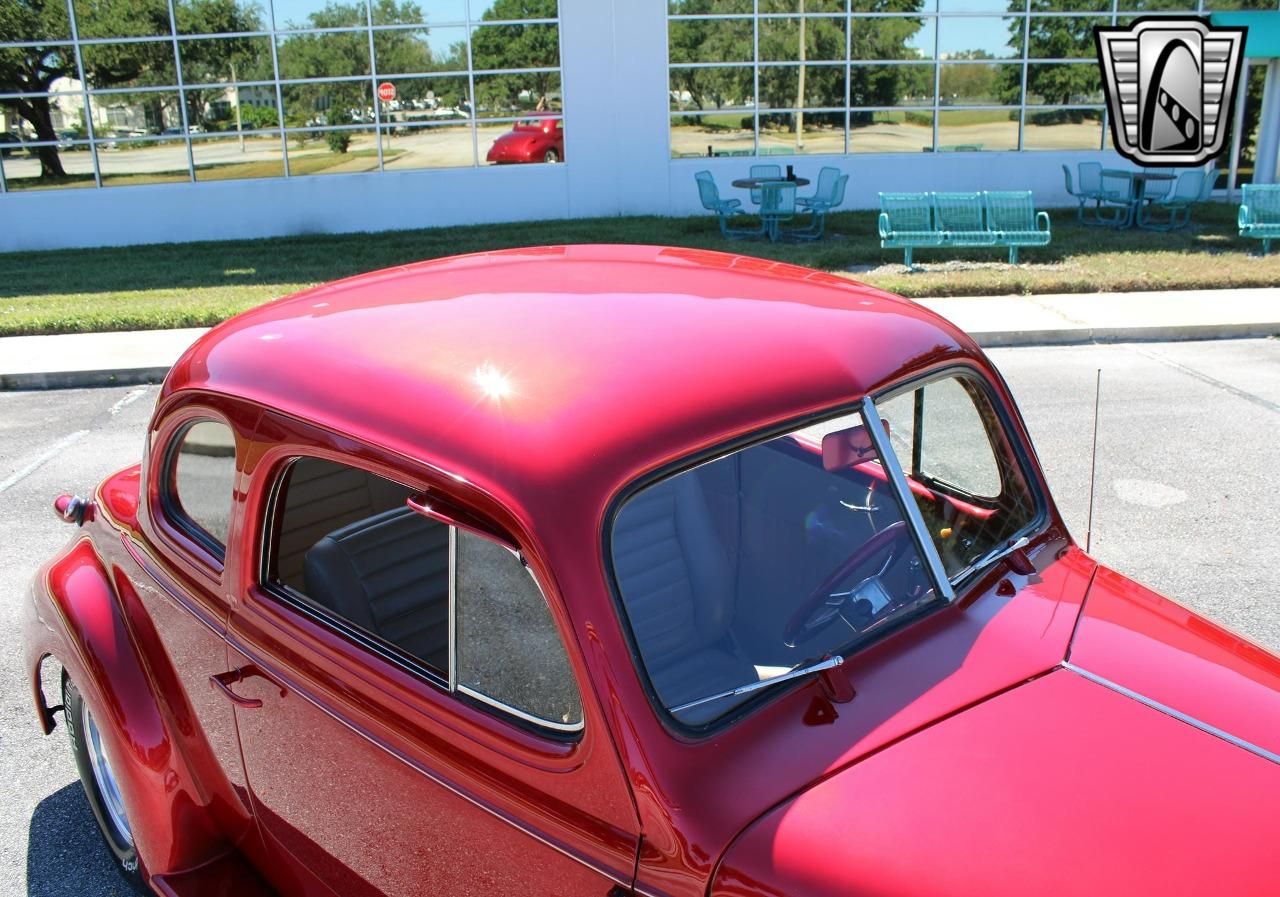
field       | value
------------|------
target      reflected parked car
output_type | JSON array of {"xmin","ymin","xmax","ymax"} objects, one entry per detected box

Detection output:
[
  {"xmin": 21, "ymin": 245, "xmax": 1280, "ymax": 897},
  {"xmin": 0, "ymin": 131, "xmax": 25, "ymax": 157},
  {"xmin": 486, "ymin": 114, "xmax": 564, "ymax": 164}
]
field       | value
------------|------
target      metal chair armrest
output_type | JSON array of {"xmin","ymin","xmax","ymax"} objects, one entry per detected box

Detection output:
[
  {"xmin": 878, "ymin": 211, "xmax": 891, "ymax": 239},
  {"xmin": 1036, "ymin": 211, "xmax": 1050, "ymax": 233},
  {"xmin": 1239, "ymin": 204, "xmax": 1251, "ymax": 228}
]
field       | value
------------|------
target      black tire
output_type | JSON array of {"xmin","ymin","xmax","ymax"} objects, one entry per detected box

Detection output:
[
  {"xmin": 543, "ymin": 147, "xmax": 560, "ymax": 163},
  {"xmin": 63, "ymin": 676, "xmax": 149, "ymax": 895}
]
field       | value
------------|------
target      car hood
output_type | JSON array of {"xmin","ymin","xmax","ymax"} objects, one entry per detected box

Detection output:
[
  {"xmin": 1066, "ymin": 565, "xmax": 1280, "ymax": 759},
  {"xmin": 712, "ymin": 666, "xmax": 1280, "ymax": 897},
  {"xmin": 711, "ymin": 568, "xmax": 1280, "ymax": 897}
]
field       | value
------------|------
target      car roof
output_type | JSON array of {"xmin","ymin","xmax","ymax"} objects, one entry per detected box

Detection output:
[{"xmin": 163, "ymin": 244, "xmax": 979, "ymax": 523}]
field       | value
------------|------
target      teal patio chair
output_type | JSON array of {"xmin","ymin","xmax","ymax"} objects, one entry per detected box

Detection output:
[
  {"xmin": 1098, "ymin": 169, "xmax": 1137, "ymax": 227},
  {"xmin": 933, "ymin": 192, "xmax": 994, "ymax": 247},
  {"xmin": 1062, "ymin": 164, "xmax": 1097, "ymax": 225},
  {"xmin": 748, "ymin": 163, "xmax": 782, "ymax": 208},
  {"xmin": 985, "ymin": 191, "xmax": 1051, "ymax": 264},
  {"xmin": 1239, "ymin": 183, "xmax": 1280, "ymax": 255},
  {"xmin": 759, "ymin": 180, "xmax": 798, "ymax": 242},
  {"xmin": 797, "ymin": 167, "xmax": 841, "ymax": 211},
  {"xmin": 695, "ymin": 170, "xmax": 764, "ymax": 239},
  {"xmin": 1138, "ymin": 168, "xmax": 1215, "ymax": 231},
  {"xmin": 878, "ymin": 192, "xmax": 942, "ymax": 269},
  {"xmin": 791, "ymin": 171, "xmax": 846, "ymax": 241}
]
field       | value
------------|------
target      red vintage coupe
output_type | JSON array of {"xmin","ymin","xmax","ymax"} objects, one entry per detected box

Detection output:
[
  {"xmin": 485, "ymin": 115, "xmax": 564, "ymax": 164},
  {"xmin": 22, "ymin": 245, "xmax": 1280, "ymax": 897}
]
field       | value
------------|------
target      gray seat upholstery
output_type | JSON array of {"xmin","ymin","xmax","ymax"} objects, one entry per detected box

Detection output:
[
  {"xmin": 611, "ymin": 471, "xmax": 756, "ymax": 725},
  {"xmin": 276, "ymin": 458, "xmax": 412, "ymax": 591},
  {"xmin": 303, "ymin": 507, "xmax": 450, "ymax": 672}
]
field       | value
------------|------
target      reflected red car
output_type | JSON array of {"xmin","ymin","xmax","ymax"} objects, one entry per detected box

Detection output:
[
  {"xmin": 21, "ymin": 245, "xmax": 1280, "ymax": 897},
  {"xmin": 486, "ymin": 115, "xmax": 564, "ymax": 164}
]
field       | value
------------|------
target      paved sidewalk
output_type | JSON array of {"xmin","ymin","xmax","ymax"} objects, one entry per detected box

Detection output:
[{"xmin": 1, "ymin": 288, "xmax": 1276, "ymax": 389}]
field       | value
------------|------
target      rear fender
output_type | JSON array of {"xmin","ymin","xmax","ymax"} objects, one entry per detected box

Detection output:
[{"xmin": 29, "ymin": 537, "xmax": 224, "ymax": 878}]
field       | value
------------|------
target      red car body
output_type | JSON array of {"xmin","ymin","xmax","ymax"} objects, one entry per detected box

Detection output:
[
  {"xmin": 486, "ymin": 115, "xmax": 564, "ymax": 164},
  {"xmin": 21, "ymin": 244, "xmax": 1280, "ymax": 897}
]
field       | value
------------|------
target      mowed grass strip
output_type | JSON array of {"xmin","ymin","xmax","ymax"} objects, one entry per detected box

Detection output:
[
  {"xmin": 1, "ymin": 201, "xmax": 1276, "ymax": 336},
  {"xmin": 4, "ymin": 147, "xmax": 398, "ymax": 191}
]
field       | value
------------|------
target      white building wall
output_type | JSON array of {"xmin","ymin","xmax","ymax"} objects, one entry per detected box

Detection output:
[{"xmin": 0, "ymin": 0, "xmax": 1132, "ymax": 253}]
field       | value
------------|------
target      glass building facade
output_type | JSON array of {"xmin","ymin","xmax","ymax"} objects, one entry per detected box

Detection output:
[
  {"xmin": 668, "ymin": 0, "xmax": 1278, "ymax": 157},
  {"xmin": 0, "ymin": 0, "xmax": 561, "ymax": 191}
]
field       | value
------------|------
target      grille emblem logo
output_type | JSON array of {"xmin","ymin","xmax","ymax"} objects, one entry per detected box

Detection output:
[{"xmin": 1095, "ymin": 18, "xmax": 1247, "ymax": 166}]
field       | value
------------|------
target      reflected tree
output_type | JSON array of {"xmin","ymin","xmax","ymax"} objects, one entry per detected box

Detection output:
[
  {"xmin": 177, "ymin": 0, "xmax": 267, "ymax": 131},
  {"xmin": 0, "ymin": 0, "xmax": 74, "ymax": 176},
  {"xmin": 470, "ymin": 0, "xmax": 560, "ymax": 114},
  {"xmin": 1000, "ymin": 10, "xmax": 1096, "ymax": 106}
]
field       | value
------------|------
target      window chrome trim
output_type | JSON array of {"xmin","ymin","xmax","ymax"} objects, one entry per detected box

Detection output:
[
  {"xmin": 1063, "ymin": 663, "xmax": 1280, "ymax": 767},
  {"xmin": 859, "ymin": 395, "xmax": 956, "ymax": 603},
  {"xmin": 457, "ymin": 684, "xmax": 584, "ymax": 735},
  {"xmin": 257, "ymin": 453, "xmax": 584, "ymax": 738},
  {"xmin": 447, "ymin": 524, "xmax": 458, "ymax": 692}
]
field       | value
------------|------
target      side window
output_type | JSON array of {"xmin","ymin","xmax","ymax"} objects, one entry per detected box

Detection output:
[
  {"xmin": 166, "ymin": 420, "xmax": 237, "ymax": 556},
  {"xmin": 264, "ymin": 456, "xmax": 583, "ymax": 733},
  {"xmin": 455, "ymin": 530, "xmax": 583, "ymax": 730},
  {"xmin": 875, "ymin": 372, "xmax": 1038, "ymax": 581},
  {"xmin": 879, "ymin": 376, "xmax": 1001, "ymax": 498}
]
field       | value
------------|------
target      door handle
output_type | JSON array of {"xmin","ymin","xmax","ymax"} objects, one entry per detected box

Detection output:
[{"xmin": 210, "ymin": 665, "xmax": 284, "ymax": 708}]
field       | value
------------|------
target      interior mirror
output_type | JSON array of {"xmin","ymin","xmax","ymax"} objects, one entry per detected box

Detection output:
[{"xmin": 821, "ymin": 420, "xmax": 888, "ymax": 472}]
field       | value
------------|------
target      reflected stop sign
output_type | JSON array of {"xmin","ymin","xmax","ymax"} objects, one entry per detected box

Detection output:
[{"xmin": 377, "ymin": 82, "xmax": 396, "ymax": 102}]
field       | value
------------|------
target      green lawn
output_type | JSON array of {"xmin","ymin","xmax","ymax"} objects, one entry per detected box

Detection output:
[{"xmin": 1, "ymin": 201, "xmax": 1276, "ymax": 336}]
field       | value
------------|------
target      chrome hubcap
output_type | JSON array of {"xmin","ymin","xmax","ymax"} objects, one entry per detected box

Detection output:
[{"xmin": 81, "ymin": 702, "xmax": 133, "ymax": 848}]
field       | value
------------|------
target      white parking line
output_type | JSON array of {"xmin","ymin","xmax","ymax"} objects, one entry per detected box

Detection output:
[
  {"xmin": 0, "ymin": 430, "xmax": 90, "ymax": 494},
  {"xmin": 108, "ymin": 387, "xmax": 148, "ymax": 416}
]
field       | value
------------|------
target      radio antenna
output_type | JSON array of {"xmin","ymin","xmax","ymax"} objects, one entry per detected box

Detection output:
[{"xmin": 1085, "ymin": 368, "xmax": 1101, "ymax": 554}]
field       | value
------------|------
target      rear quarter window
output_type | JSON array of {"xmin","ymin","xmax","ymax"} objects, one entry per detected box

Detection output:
[{"xmin": 165, "ymin": 419, "xmax": 237, "ymax": 557}]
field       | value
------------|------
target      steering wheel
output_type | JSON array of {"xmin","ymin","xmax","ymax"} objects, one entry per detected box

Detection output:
[{"xmin": 782, "ymin": 522, "xmax": 911, "ymax": 648}]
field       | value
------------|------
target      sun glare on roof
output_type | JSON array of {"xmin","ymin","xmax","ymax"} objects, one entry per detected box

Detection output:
[{"xmin": 474, "ymin": 363, "xmax": 515, "ymax": 401}]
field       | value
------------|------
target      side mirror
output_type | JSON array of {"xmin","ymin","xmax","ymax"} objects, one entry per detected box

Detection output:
[{"xmin": 821, "ymin": 420, "xmax": 889, "ymax": 472}]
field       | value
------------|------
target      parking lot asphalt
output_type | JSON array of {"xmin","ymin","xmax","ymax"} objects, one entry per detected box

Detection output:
[{"xmin": 1, "ymin": 338, "xmax": 1277, "ymax": 896}]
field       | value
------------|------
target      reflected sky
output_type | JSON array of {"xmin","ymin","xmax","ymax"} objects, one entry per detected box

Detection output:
[{"xmin": 270, "ymin": 0, "xmax": 472, "ymax": 28}]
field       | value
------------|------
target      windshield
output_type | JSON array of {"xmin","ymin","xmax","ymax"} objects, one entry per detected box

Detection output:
[{"xmin": 609, "ymin": 371, "xmax": 1040, "ymax": 728}]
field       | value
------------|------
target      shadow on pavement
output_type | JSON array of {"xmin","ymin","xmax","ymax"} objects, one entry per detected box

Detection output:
[{"xmin": 26, "ymin": 782, "xmax": 128, "ymax": 896}]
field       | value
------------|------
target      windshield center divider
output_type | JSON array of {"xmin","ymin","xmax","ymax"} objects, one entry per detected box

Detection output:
[{"xmin": 858, "ymin": 396, "xmax": 956, "ymax": 604}]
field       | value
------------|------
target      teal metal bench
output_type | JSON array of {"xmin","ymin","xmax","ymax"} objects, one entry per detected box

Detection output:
[
  {"xmin": 1239, "ymin": 183, "xmax": 1280, "ymax": 255},
  {"xmin": 985, "ymin": 191, "xmax": 1051, "ymax": 263},
  {"xmin": 933, "ymin": 192, "xmax": 995, "ymax": 249},
  {"xmin": 879, "ymin": 190, "xmax": 1051, "ymax": 268},
  {"xmin": 878, "ymin": 193, "xmax": 944, "ymax": 270}
]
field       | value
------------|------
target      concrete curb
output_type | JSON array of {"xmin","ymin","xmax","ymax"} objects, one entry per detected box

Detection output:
[
  {"xmin": 968, "ymin": 321, "xmax": 1280, "ymax": 348},
  {"xmin": 0, "ymin": 366, "xmax": 173, "ymax": 391}
]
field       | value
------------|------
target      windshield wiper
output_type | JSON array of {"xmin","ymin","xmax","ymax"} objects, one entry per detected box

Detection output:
[
  {"xmin": 949, "ymin": 535, "xmax": 1032, "ymax": 584},
  {"xmin": 668, "ymin": 655, "xmax": 844, "ymax": 715}
]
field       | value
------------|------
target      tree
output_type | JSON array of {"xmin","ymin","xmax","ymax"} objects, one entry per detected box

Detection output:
[
  {"xmin": 0, "ymin": 0, "xmax": 74, "ymax": 176},
  {"xmin": 176, "ymin": 0, "xmax": 268, "ymax": 132},
  {"xmin": 277, "ymin": 0, "xmax": 434, "ymax": 126},
  {"xmin": 76, "ymin": 0, "xmax": 178, "ymax": 137},
  {"xmin": 1000, "ymin": 13, "xmax": 1100, "ymax": 107},
  {"xmin": 469, "ymin": 0, "xmax": 560, "ymax": 114}
]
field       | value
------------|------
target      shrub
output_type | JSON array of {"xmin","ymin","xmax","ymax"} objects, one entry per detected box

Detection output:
[{"xmin": 326, "ymin": 130, "xmax": 352, "ymax": 153}]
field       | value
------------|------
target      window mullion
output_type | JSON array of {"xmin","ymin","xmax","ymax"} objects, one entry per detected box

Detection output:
[{"xmin": 859, "ymin": 395, "xmax": 955, "ymax": 604}]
